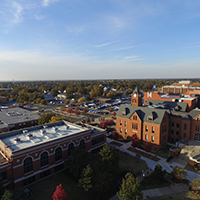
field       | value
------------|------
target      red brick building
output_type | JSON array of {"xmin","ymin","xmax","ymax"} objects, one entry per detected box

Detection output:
[
  {"xmin": 0, "ymin": 121, "xmax": 106, "ymax": 189},
  {"xmin": 116, "ymin": 87, "xmax": 200, "ymax": 149}
]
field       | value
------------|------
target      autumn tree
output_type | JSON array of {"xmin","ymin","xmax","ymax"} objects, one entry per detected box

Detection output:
[
  {"xmin": 1, "ymin": 190, "xmax": 13, "ymax": 200},
  {"xmin": 79, "ymin": 165, "xmax": 93, "ymax": 192},
  {"xmin": 144, "ymin": 142, "xmax": 151, "ymax": 152},
  {"xmin": 74, "ymin": 106, "xmax": 80, "ymax": 115},
  {"xmin": 190, "ymin": 179, "xmax": 200, "ymax": 190},
  {"xmin": 132, "ymin": 134, "xmax": 139, "ymax": 147},
  {"xmin": 67, "ymin": 108, "xmax": 73, "ymax": 114},
  {"xmin": 117, "ymin": 173, "xmax": 143, "ymax": 200},
  {"xmin": 172, "ymin": 166, "xmax": 187, "ymax": 181},
  {"xmin": 82, "ymin": 108, "xmax": 88, "ymax": 114},
  {"xmin": 52, "ymin": 184, "xmax": 67, "ymax": 200}
]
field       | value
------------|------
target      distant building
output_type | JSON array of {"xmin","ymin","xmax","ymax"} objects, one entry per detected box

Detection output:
[
  {"xmin": 116, "ymin": 87, "xmax": 200, "ymax": 149},
  {"xmin": 0, "ymin": 107, "xmax": 39, "ymax": 133},
  {"xmin": 0, "ymin": 121, "xmax": 106, "ymax": 189},
  {"xmin": 43, "ymin": 94, "xmax": 54, "ymax": 102}
]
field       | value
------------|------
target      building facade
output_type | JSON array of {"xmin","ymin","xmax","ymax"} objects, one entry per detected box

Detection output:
[
  {"xmin": 0, "ymin": 121, "xmax": 106, "ymax": 189},
  {"xmin": 116, "ymin": 87, "xmax": 200, "ymax": 149}
]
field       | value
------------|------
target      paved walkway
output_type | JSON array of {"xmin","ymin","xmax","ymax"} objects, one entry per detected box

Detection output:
[{"xmin": 107, "ymin": 138, "xmax": 200, "ymax": 200}]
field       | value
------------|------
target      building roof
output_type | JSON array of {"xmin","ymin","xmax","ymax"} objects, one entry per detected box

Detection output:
[
  {"xmin": 0, "ymin": 121, "xmax": 105, "ymax": 154},
  {"xmin": 116, "ymin": 104, "xmax": 166, "ymax": 124},
  {"xmin": 145, "ymin": 99, "xmax": 188, "ymax": 112},
  {"xmin": 132, "ymin": 86, "xmax": 141, "ymax": 94},
  {"xmin": 160, "ymin": 94, "xmax": 195, "ymax": 101},
  {"xmin": 0, "ymin": 107, "xmax": 39, "ymax": 129},
  {"xmin": 188, "ymin": 108, "xmax": 200, "ymax": 119},
  {"xmin": 44, "ymin": 94, "xmax": 54, "ymax": 101}
]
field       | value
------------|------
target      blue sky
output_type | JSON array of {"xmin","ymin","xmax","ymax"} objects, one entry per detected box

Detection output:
[{"xmin": 0, "ymin": 0, "xmax": 200, "ymax": 81}]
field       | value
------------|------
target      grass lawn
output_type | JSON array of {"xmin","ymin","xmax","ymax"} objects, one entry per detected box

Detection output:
[
  {"xmin": 153, "ymin": 145, "xmax": 171, "ymax": 159},
  {"xmin": 117, "ymin": 150, "xmax": 148, "ymax": 176},
  {"xmin": 28, "ymin": 170, "xmax": 89, "ymax": 200},
  {"xmin": 27, "ymin": 150, "xmax": 148, "ymax": 200},
  {"xmin": 127, "ymin": 147, "xmax": 160, "ymax": 161},
  {"xmin": 110, "ymin": 141, "xmax": 123, "ymax": 147},
  {"xmin": 149, "ymin": 191, "xmax": 199, "ymax": 200},
  {"xmin": 185, "ymin": 163, "xmax": 200, "ymax": 174}
]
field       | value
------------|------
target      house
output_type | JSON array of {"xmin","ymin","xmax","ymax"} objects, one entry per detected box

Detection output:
[{"xmin": 0, "ymin": 121, "xmax": 106, "ymax": 189}]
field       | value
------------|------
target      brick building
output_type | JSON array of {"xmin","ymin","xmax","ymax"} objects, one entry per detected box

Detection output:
[
  {"xmin": 116, "ymin": 87, "xmax": 200, "ymax": 149},
  {"xmin": 0, "ymin": 107, "xmax": 39, "ymax": 133},
  {"xmin": 0, "ymin": 121, "xmax": 106, "ymax": 189}
]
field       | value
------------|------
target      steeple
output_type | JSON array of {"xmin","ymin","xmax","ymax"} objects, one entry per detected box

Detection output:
[{"xmin": 131, "ymin": 86, "xmax": 142, "ymax": 106}]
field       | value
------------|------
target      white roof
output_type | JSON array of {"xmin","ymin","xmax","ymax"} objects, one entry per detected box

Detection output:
[{"xmin": 2, "ymin": 123, "xmax": 88, "ymax": 152}]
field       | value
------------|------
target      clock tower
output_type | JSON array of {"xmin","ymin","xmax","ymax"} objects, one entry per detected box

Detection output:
[{"xmin": 131, "ymin": 86, "xmax": 142, "ymax": 106}]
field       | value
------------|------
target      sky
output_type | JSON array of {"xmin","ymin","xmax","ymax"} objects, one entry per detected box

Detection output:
[{"xmin": 0, "ymin": 0, "xmax": 200, "ymax": 81}]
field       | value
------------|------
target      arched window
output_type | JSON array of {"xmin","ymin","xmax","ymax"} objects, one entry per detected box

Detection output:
[
  {"xmin": 41, "ymin": 152, "xmax": 49, "ymax": 167},
  {"xmin": 55, "ymin": 147, "xmax": 62, "ymax": 161},
  {"xmin": 68, "ymin": 143, "xmax": 74, "ymax": 157},
  {"xmin": 80, "ymin": 139, "xmax": 85, "ymax": 150},
  {"xmin": 24, "ymin": 157, "xmax": 33, "ymax": 174}
]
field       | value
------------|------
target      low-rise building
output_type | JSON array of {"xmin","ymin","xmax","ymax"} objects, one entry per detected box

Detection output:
[{"xmin": 0, "ymin": 121, "xmax": 106, "ymax": 189}]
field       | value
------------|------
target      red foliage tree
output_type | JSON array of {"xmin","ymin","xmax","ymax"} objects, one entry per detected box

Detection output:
[
  {"xmin": 67, "ymin": 108, "xmax": 73, "ymax": 114},
  {"xmin": 108, "ymin": 106, "xmax": 114, "ymax": 113},
  {"xmin": 144, "ymin": 142, "xmax": 151, "ymax": 152},
  {"xmin": 82, "ymin": 108, "xmax": 88, "ymax": 114},
  {"xmin": 132, "ymin": 133, "xmax": 139, "ymax": 147},
  {"xmin": 52, "ymin": 184, "xmax": 67, "ymax": 200},
  {"xmin": 112, "ymin": 112, "xmax": 116, "ymax": 116},
  {"xmin": 99, "ymin": 120, "xmax": 115, "ymax": 129},
  {"xmin": 74, "ymin": 106, "xmax": 80, "ymax": 115}
]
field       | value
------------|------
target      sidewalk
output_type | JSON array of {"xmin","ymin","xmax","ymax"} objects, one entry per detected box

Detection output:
[{"xmin": 107, "ymin": 138, "xmax": 200, "ymax": 200}]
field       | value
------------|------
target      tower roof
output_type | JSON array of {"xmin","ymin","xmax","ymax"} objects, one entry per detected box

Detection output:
[{"xmin": 132, "ymin": 86, "xmax": 141, "ymax": 94}]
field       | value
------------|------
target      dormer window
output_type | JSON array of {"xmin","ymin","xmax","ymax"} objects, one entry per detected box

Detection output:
[
  {"xmin": 133, "ymin": 116, "xmax": 137, "ymax": 120},
  {"xmin": 148, "ymin": 116, "xmax": 153, "ymax": 121}
]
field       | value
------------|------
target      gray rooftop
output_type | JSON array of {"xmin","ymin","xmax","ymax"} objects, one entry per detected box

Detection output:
[
  {"xmin": 145, "ymin": 99, "xmax": 188, "ymax": 112},
  {"xmin": 116, "ymin": 104, "xmax": 166, "ymax": 124},
  {"xmin": 0, "ymin": 107, "xmax": 39, "ymax": 129}
]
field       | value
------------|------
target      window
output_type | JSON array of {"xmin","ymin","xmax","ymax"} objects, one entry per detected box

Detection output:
[
  {"xmin": 120, "ymin": 128, "xmax": 122, "ymax": 133},
  {"xmin": 80, "ymin": 139, "xmax": 85, "ymax": 150},
  {"xmin": 184, "ymin": 124, "xmax": 187, "ymax": 130},
  {"xmin": 0, "ymin": 172, "xmax": 7, "ymax": 181},
  {"xmin": 68, "ymin": 143, "xmax": 74, "ymax": 156},
  {"xmin": 133, "ymin": 116, "xmax": 137, "ymax": 120},
  {"xmin": 120, "ymin": 120, "xmax": 122, "ymax": 125},
  {"xmin": 176, "ymin": 131, "xmax": 179, "ymax": 135},
  {"xmin": 41, "ymin": 152, "xmax": 49, "ymax": 167},
  {"xmin": 145, "ymin": 134, "xmax": 148, "ymax": 140},
  {"xmin": 24, "ymin": 157, "xmax": 33, "ymax": 174},
  {"xmin": 54, "ymin": 164, "xmax": 64, "ymax": 173},
  {"xmin": 23, "ymin": 176, "xmax": 35, "ymax": 186},
  {"xmin": 148, "ymin": 116, "xmax": 153, "ymax": 121},
  {"xmin": 132, "ymin": 123, "xmax": 138, "ymax": 130},
  {"xmin": 176, "ymin": 123, "xmax": 179, "ymax": 128},
  {"xmin": 152, "ymin": 127, "xmax": 155, "ymax": 133},
  {"xmin": 184, "ymin": 133, "xmax": 186, "ymax": 139},
  {"xmin": 145, "ymin": 125, "xmax": 148, "ymax": 131},
  {"xmin": 92, "ymin": 137, "xmax": 104, "ymax": 146},
  {"xmin": 172, "ymin": 122, "xmax": 174, "ymax": 127},
  {"xmin": 124, "ymin": 129, "xmax": 127, "ymax": 134},
  {"xmin": 55, "ymin": 147, "xmax": 62, "ymax": 161},
  {"xmin": 152, "ymin": 136, "xmax": 154, "ymax": 142},
  {"xmin": 125, "ymin": 121, "xmax": 127, "ymax": 127},
  {"xmin": 171, "ymin": 130, "xmax": 174, "ymax": 134},
  {"xmin": 196, "ymin": 125, "xmax": 198, "ymax": 131},
  {"xmin": 40, "ymin": 169, "xmax": 50, "ymax": 179}
]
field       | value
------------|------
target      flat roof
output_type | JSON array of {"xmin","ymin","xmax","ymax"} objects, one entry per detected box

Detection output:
[
  {"xmin": 1, "ymin": 121, "xmax": 89, "ymax": 152},
  {"xmin": 0, "ymin": 107, "xmax": 39, "ymax": 129},
  {"xmin": 160, "ymin": 94, "xmax": 195, "ymax": 101}
]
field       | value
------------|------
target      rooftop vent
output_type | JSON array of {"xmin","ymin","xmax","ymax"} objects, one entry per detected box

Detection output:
[
  {"xmin": 53, "ymin": 127, "xmax": 58, "ymax": 131},
  {"xmin": 40, "ymin": 129, "xmax": 46, "ymax": 134},
  {"xmin": 64, "ymin": 125, "xmax": 69, "ymax": 130},
  {"xmin": 43, "ymin": 125, "xmax": 47, "ymax": 129},
  {"xmin": 23, "ymin": 130, "xmax": 28, "ymax": 134},
  {"xmin": 27, "ymin": 133, "xmax": 33, "ymax": 138},
  {"xmin": 14, "ymin": 137, "xmax": 21, "ymax": 143}
]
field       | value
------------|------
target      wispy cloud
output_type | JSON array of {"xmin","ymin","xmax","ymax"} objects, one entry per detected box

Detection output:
[
  {"xmin": 112, "ymin": 43, "xmax": 148, "ymax": 52},
  {"xmin": 42, "ymin": 0, "xmax": 59, "ymax": 7},
  {"xmin": 124, "ymin": 55, "xmax": 143, "ymax": 60},
  {"xmin": 93, "ymin": 41, "xmax": 116, "ymax": 48}
]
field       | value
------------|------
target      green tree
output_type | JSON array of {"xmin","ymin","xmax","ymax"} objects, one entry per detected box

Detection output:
[
  {"xmin": 99, "ymin": 144, "xmax": 119, "ymax": 174},
  {"xmin": 190, "ymin": 179, "xmax": 200, "ymax": 190},
  {"xmin": 79, "ymin": 165, "xmax": 93, "ymax": 192},
  {"xmin": 117, "ymin": 173, "xmax": 143, "ymax": 200},
  {"xmin": 38, "ymin": 113, "xmax": 54, "ymax": 125},
  {"xmin": 1, "ymin": 190, "xmax": 13, "ymax": 200}
]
